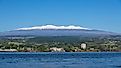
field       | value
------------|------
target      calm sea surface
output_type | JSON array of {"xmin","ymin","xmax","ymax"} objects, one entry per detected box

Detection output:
[{"xmin": 0, "ymin": 52, "xmax": 121, "ymax": 68}]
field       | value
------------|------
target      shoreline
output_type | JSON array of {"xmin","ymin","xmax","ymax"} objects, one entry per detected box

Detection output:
[{"xmin": 0, "ymin": 51, "xmax": 121, "ymax": 53}]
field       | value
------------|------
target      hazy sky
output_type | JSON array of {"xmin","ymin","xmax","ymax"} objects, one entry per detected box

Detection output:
[{"xmin": 0, "ymin": 0, "xmax": 121, "ymax": 32}]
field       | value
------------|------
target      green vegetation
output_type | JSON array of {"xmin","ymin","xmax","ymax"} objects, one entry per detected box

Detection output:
[{"xmin": 0, "ymin": 35, "xmax": 121, "ymax": 52}]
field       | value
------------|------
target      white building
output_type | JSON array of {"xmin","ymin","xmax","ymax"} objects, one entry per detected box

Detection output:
[
  {"xmin": 50, "ymin": 47, "xmax": 65, "ymax": 52},
  {"xmin": 0, "ymin": 49, "xmax": 17, "ymax": 52},
  {"xmin": 81, "ymin": 43, "xmax": 87, "ymax": 49}
]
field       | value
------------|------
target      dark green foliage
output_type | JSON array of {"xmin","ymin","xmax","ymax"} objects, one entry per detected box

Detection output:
[{"xmin": 0, "ymin": 35, "xmax": 121, "ymax": 52}]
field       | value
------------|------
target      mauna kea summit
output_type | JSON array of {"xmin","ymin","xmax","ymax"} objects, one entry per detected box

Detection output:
[{"xmin": 0, "ymin": 25, "xmax": 119, "ymax": 37}]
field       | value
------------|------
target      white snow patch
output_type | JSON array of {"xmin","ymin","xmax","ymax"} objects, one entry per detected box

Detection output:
[{"xmin": 16, "ymin": 25, "xmax": 91, "ymax": 30}]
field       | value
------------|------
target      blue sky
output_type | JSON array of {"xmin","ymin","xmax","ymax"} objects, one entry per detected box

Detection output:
[{"xmin": 0, "ymin": 0, "xmax": 121, "ymax": 32}]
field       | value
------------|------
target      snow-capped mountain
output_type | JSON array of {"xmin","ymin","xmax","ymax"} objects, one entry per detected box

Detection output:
[
  {"xmin": 16, "ymin": 25, "xmax": 91, "ymax": 30},
  {"xmin": 0, "ymin": 25, "xmax": 119, "ymax": 37}
]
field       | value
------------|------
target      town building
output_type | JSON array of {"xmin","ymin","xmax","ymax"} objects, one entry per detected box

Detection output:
[
  {"xmin": 81, "ymin": 43, "xmax": 87, "ymax": 49},
  {"xmin": 50, "ymin": 47, "xmax": 65, "ymax": 52}
]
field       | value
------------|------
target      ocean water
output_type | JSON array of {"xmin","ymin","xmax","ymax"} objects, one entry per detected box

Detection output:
[{"xmin": 0, "ymin": 52, "xmax": 121, "ymax": 68}]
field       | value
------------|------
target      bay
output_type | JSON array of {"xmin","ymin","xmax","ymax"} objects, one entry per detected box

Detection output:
[{"xmin": 0, "ymin": 52, "xmax": 121, "ymax": 68}]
